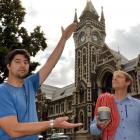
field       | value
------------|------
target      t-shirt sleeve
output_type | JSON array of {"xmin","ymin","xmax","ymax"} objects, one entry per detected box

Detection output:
[
  {"xmin": 25, "ymin": 72, "xmax": 40, "ymax": 93},
  {"xmin": 0, "ymin": 87, "xmax": 17, "ymax": 118}
]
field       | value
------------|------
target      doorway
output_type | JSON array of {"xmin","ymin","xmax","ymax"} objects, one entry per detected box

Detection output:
[{"xmin": 101, "ymin": 72, "xmax": 113, "ymax": 93}]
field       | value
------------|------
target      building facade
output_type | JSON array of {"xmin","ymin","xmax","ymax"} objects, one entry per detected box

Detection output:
[{"xmin": 37, "ymin": 0, "xmax": 140, "ymax": 139}]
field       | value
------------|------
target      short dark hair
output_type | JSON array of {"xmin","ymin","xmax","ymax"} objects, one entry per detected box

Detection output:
[{"xmin": 5, "ymin": 49, "xmax": 30, "ymax": 65}]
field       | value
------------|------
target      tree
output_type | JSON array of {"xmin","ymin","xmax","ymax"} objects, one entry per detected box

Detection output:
[{"xmin": 0, "ymin": 0, "xmax": 47, "ymax": 83}]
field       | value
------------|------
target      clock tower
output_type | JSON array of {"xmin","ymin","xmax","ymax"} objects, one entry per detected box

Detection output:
[{"xmin": 73, "ymin": 0, "xmax": 106, "ymax": 132}]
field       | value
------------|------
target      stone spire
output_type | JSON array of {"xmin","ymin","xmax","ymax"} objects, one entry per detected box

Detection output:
[
  {"xmin": 100, "ymin": 6, "xmax": 105, "ymax": 25},
  {"xmin": 73, "ymin": 9, "xmax": 78, "ymax": 23},
  {"xmin": 117, "ymin": 45, "xmax": 122, "ymax": 70}
]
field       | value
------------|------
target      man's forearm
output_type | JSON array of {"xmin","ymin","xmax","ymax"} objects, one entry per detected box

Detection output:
[
  {"xmin": 39, "ymin": 36, "xmax": 66, "ymax": 84},
  {"xmin": 46, "ymin": 37, "xmax": 66, "ymax": 70},
  {"xmin": 9, "ymin": 120, "xmax": 52, "ymax": 138}
]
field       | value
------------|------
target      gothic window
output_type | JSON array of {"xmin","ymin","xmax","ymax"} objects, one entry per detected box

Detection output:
[
  {"xmin": 78, "ymin": 57, "xmax": 80, "ymax": 67},
  {"xmin": 87, "ymin": 90, "xmax": 91, "ymax": 101},
  {"xmin": 83, "ymin": 49, "xmax": 86, "ymax": 65},
  {"xmin": 79, "ymin": 111, "xmax": 84, "ymax": 129},
  {"xmin": 77, "ymin": 51, "xmax": 81, "ymax": 67},
  {"xmin": 61, "ymin": 103, "xmax": 64, "ymax": 113},
  {"xmin": 56, "ymin": 104, "xmax": 60, "ymax": 114},
  {"xmin": 82, "ymin": 48, "xmax": 87, "ymax": 79},
  {"xmin": 49, "ymin": 106, "xmax": 54, "ymax": 115},
  {"xmin": 83, "ymin": 55, "xmax": 86, "ymax": 65},
  {"xmin": 77, "ymin": 51, "xmax": 81, "ymax": 81},
  {"xmin": 87, "ymin": 105, "xmax": 91, "ymax": 112},
  {"xmin": 80, "ymin": 112, "xmax": 84, "ymax": 123},
  {"xmin": 91, "ymin": 48, "xmax": 97, "ymax": 70},
  {"xmin": 91, "ymin": 62, "xmax": 96, "ymax": 73},
  {"xmin": 102, "ymin": 72, "xmax": 113, "ymax": 93},
  {"xmin": 67, "ymin": 101, "xmax": 72, "ymax": 111},
  {"xmin": 76, "ymin": 93, "xmax": 78, "ymax": 104},
  {"xmin": 79, "ymin": 87, "xmax": 84, "ymax": 103}
]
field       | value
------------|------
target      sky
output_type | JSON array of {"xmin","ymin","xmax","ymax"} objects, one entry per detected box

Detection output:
[{"xmin": 21, "ymin": 0, "xmax": 140, "ymax": 87}]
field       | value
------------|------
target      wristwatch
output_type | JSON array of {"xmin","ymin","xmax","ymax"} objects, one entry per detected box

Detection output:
[{"xmin": 49, "ymin": 119, "xmax": 54, "ymax": 128}]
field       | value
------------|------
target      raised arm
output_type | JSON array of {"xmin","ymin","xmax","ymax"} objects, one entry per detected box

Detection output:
[{"xmin": 39, "ymin": 22, "xmax": 77, "ymax": 85}]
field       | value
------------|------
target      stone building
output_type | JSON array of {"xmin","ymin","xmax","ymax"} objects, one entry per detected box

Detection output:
[{"xmin": 37, "ymin": 0, "xmax": 140, "ymax": 139}]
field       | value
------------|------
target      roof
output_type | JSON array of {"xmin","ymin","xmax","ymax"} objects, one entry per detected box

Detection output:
[
  {"xmin": 123, "ymin": 57, "xmax": 139, "ymax": 71},
  {"xmin": 40, "ymin": 83, "xmax": 75, "ymax": 101},
  {"xmin": 79, "ymin": 0, "xmax": 99, "ymax": 19},
  {"xmin": 52, "ymin": 83, "xmax": 75, "ymax": 101},
  {"xmin": 40, "ymin": 84, "xmax": 60, "ymax": 100},
  {"xmin": 110, "ymin": 49, "xmax": 128, "ymax": 65}
]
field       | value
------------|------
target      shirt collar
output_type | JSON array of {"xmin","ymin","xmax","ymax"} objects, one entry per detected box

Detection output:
[
  {"xmin": 126, "ymin": 95, "xmax": 132, "ymax": 100},
  {"xmin": 115, "ymin": 94, "xmax": 132, "ymax": 103}
]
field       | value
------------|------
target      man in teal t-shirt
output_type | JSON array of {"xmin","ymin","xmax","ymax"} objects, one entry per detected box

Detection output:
[
  {"xmin": 0, "ymin": 22, "xmax": 82, "ymax": 140},
  {"xmin": 0, "ymin": 73, "xmax": 40, "ymax": 140}
]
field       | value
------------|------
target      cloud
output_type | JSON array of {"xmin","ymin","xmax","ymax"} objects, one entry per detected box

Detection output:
[
  {"xmin": 27, "ymin": 7, "xmax": 38, "ymax": 18},
  {"xmin": 22, "ymin": 1, "xmax": 38, "ymax": 18},
  {"xmin": 44, "ymin": 48, "xmax": 75, "ymax": 87},
  {"xmin": 45, "ymin": 56, "xmax": 75, "ymax": 87},
  {"xmin": 32, "ymin": 38, "xmax": 75, "ymax": 87},
  {"xmin": 109, "ymin": 24, "xmax": 140, "ymax": 60}
]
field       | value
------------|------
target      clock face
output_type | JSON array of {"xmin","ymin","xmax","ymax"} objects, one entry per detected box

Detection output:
[
  {"xmin": 81, "ymin": 34, "xmax": 85, "ymax": 42},
  {"xmin": 79, "ymin": 32, "xmax": 86, "ymax": 43},
  {"xmin": 92, "ymin": 34, "xmax": 98, "ymax": 41}
]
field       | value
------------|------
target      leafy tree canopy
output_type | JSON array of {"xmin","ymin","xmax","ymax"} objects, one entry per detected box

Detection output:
[{"xmin": 0, "ymin": 0, "xmax": 47, "ymax": 83}]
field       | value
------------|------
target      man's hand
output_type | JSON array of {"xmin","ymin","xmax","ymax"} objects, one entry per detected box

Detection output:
[
  {"xmin": 61, "ymin": 22, "xmax": 78, "ymax": 41},
  {"xmin": 96, "ymin": 116, "xmax": 111, "ymax": 129},
  {"xmin": 53, "ymin": 116, "xmax": 83, "ymax": 129}
]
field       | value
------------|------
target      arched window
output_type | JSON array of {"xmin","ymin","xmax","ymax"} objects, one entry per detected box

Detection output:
[
  {"xmin": 79, "ymin": 111, "xmax": 84, "ymax": 129},
  {"xmin": 101, "ymin": 72, "xmax": 113, "ymax": 93},
  {"xmin": 79, "ymin": 87, "xmax": 84, "ymax": 103}
]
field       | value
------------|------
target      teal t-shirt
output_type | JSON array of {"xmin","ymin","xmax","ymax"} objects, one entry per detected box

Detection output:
[{"xmin": 0, "ymin": 73, "xmax": 40, "ymax": 140}]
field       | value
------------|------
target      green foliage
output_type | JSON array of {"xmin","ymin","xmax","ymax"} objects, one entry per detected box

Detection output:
[{"xmin": 0, "ymin": 0, "xmax": 47, "ymax": 83}]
